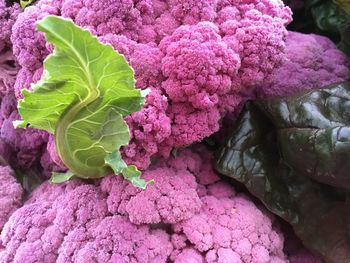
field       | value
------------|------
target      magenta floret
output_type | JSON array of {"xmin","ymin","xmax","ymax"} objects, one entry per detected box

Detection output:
[
  {"xmin": 0, "ymin": 95, "xmax": 48, "ymax": 169},
  {"xmin": 0, "ymin": 166, "xmax": 22, "ymax": 230},
  {"xmin": 173, "ymin": 193, "xmax": 285, "ymax": 263},
  {"xmin": 61, "ymin": 0, "xmax": 142, "ymax": 40},
  {"xmin": 102, "ymin": 166, "xmax": 201, "ymax": 224},
  {"xmin": 0, "ymin": 50, "xmax": 18, "ymax": 97},
  {"xmin": 58, "ymin": 216, "xmax": 172, "ymax": 263},
  {"xmin": 168, "ymin": 0, "xmax": 218, "ymax": 25},
  {"xmin": 0, "ymin": 0, "xmax": 20, "ymax": 97},
  {"xmin": 11, "ymin": 2, "xmax": 60, "ymax": 69},
  {"xmin": 160, "ymin": 22, "xmax": 240, "ymax": 110},
  {"xmin": 260, "ymin": 31, "xmax": 350, "ymax": 98},
  {"xmin": 0, "ymin": 0, "xmax": 21, "ymax": 52},
  {"xmin": 122, "ymin": 90, "xmax": 172, "ymax": 169}
]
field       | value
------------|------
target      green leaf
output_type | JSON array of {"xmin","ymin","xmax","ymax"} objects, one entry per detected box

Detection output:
[
  {"xmin": 12, "ymin": 120, "xmax": 28, "ymax": 129},
  {"xmin": 105, "ymin": 151, "xmax": 154, "ymax": 189},
  {"xmin": 17, "ymin": 16, "xmax": 146, "ymax": 185},
  {"xmin": 20, "ymin": 0, "xmax": 36, "ymax": 8},
  {"xmin": 215, "ymin": 82, "xmax": 350, "ymax": 263},
  {"xmin": 311, "ymin": 1, "xmax": 348, "ymax": 34},
  {"xmin": 50, "ymin": 171, "xmax": 76, "ymax": 184}
]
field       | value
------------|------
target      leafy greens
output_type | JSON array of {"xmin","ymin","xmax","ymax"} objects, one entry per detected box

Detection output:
[
  {"xmin": 16, "ymin": 16, "xmax": 151, "ymax": 188},
  {"xmin": 216, "ymin": 82, "xmax": 350, "ymax": 263},
  {"xmin": 285, "ymin": 0, "xmax": 350, "ymax": 56}
]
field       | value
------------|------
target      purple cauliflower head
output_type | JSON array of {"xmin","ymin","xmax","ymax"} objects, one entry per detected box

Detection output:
[
  {"xmin": 0, "ymin": 49, "xmax": 18, "ymax": 97},
  {"xmin": 260, "ymin": 31, "xmax": 350, "ymax": 98},
  {"xmin": 0, "ymin": 166, "xmax": 22, "ymax": 230},
  {"xmin": 0, "ymin": 0, "xmax": 20, "ymax": 97},
  {"xmin": 9, "ymin": 0, "xmax": 292, "ymax": 173},
  {"xmin": 0, "ymin": 146, "xmax": 287, "ymax": 262},
  {"xmin": 0, "ymin": 94, "xmax": 48, "ymax": 170},
  {"xmin": 0, "ymin": 0, "xmax": 21, "ymax": 52}
]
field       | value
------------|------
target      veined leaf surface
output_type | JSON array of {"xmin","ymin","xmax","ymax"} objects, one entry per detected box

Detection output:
[{"xmin": 17, "ymin": 16, "xmax": 149, "ymax": 187}]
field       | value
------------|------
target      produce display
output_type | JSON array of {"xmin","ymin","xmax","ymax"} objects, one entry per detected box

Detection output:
[{"xmin": 0, "ymin": 0, "xmax": 348, "ymax": 262}]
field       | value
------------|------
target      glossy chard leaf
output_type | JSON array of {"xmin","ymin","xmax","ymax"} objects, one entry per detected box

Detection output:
[
  {"xmin": 285, "ymin": 0, "xmax": 350, "ymax": 56},
  {"xmin": 16, "ymin": 16, "xmax": 150, "ymax": 188},
  {"xmin": 216, "ymin": 82, "xmax": 350, "ymax": 263},
  {"xmin": 256, "ymin": 82, "xmax": 350, "ymax": 188}
]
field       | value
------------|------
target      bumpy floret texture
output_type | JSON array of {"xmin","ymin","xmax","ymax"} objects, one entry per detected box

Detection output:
[
  {"xmin": 0, "ymin": 0, "xmax": 20, "ymax": 52},
  {"xmin": 0, "ymin": 0, "xmax": 20, "ymax": 97},
  {"xmin": 0, "ymin": 147, "xmax": 287, "ymax": 262},
  {"xmin": 0, "ymin": 94, "xmax": 48, "ymax": 169},
  {"xmin": 260, "ymin": 31, "xmax": 350, "ymax": 98},
  {"xmin": 0, "ymin": 49, "xmax": 18, "ymax": 97},
  {"xmin": 0, "ymin": 166, "xmax": 22, "ymax": 230},
  {"xmin": 9, "ymin": 0, "xmax": 292, "ymax": 172}
]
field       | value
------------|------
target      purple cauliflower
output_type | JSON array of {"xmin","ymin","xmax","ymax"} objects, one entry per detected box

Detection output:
[
  {"xmin": 260, "ymin": 31, "xmax": 350, "ymax": 98},
  {"xmin": 0, "ymin": 0, "xmax": 20, "ymax": 97},
  {"xmin": 0, "ymin": 94, "xmax": 48, "ymax": 170},
  {"xmin": 0, "ymin": 166, "xmax": 22, "ymax": 230},
  {"xmin": 0, "ymin": 146, "xmax": 287, "ymax": 262},
  {"xmin": 9, "ymin": 0, "xmax": 292, "ymax": 172},
  {"xmin": 0, "ymin": 0, "xmax": 20, "ymax": 52},
  {"xmin": 0, "ymin": 49, "xmax": 18, "ymax": 97}
]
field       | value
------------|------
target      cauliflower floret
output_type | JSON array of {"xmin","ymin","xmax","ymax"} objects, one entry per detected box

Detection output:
[
  {"xmin": 0, "ymin": 0, "xmax": 20, "ymax": 97},
  {"xmin": 260, "ymin": 31, "xmax": 350, "ymax": 98},
  {"xmin": 160, "ymin": 22, "xmax": 240, "ymax": 110},
  {"xmin": 0, "ymin": 95, "xmax": 48, "ymax": 169},
  {"xmin": 165, "ymin": 102, "xmax": 221, "ymax": 147},
  {"xmin": 11, "ymin": 1, "xmax": 60, "ymax": 69},
  {"xmin": 0, "ymin": 49, "xmax": 18, "ymax": 97},
  {"xmin": 61, "ymin": 0, "xmax": 142, "ymax": 40},
  {"xmin": 0, "ymin": 0, "xmax": 21, "ymax": 52},
  {"xmin": 57, "ymin": 216, "xmax": 172, "ymax": 263},
  {"xmin": 173, "ymin": 194, "xmax": 285, "ymax": 263},
  {"xmin": 122, "ymin": 90, "xmax": 172, "ymax": 169},
  {"xmin": 167, "ymin": 0, "xmax": 218, "ymax": 25},
  {"xmin": 0, "ymin": 166, "xmax": 22, "ymax": 230},
  {"xmin": 101, "ymin": 166, "xmax": 201, "ymax": 224}
]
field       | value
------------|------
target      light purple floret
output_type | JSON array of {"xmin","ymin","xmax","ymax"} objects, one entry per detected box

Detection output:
[
  {"xmin": 0, "ymin": 0, "xmax": 21, "ymax": 52},
  {"xmin": 260, "ymin": 31, "xmax": 350, "ymax": 98},
  {"xmin": 0, "ymin": 95, "xmax": 48, "ymax": 169},
  {"xmin": 0, "ymin": 166, "xmax": 22, "ymax": 230},
  {"xmin": 0, "ymin": 147, "xmax": 287, "ymax": 262}
]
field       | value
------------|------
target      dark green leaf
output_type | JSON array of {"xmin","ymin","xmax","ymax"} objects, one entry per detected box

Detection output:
[{"xmin": 215, "ymin": 82, "xmax": 350, "ymax": 263}]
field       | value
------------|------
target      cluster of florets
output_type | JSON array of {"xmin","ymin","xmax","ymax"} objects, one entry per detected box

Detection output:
[
  {"xmin": 259, "ymin": 31, "xmax": 350, "ymax": 98},
  {"xmin": 0, "ymin": 166, "xmax": 22, "ymax": 230},
  {"xmin": 8, "ymin": 0, "xmax": 293, "ymax": 171},
  {"xmin": 0, "ymin": 147, "xmax": 289, "ymax": 262}
]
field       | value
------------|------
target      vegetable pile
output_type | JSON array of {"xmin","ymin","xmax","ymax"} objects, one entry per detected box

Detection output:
[{"xmin": 0, "ymin": 0, "xmax": 349, "ymax": 262}]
